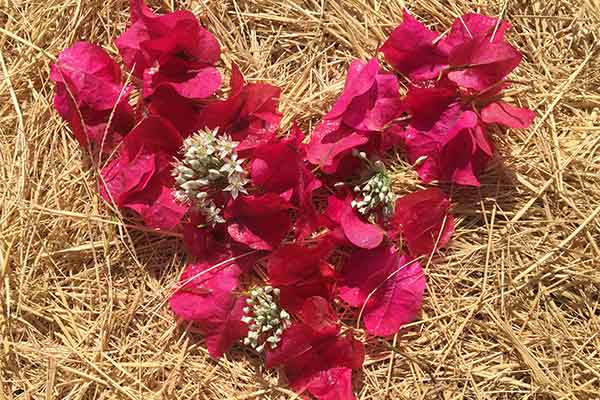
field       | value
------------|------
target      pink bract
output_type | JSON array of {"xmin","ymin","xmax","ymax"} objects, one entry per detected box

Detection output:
[
  {"xmin": 251, "ymin": 124, "xmax": 322, "ymax": 239},
  {"xmin": 447, "ymin": 36, "xmax": 522, "ymax": 92},
  {"xmin": 297, "ymin": 296, "xmax": 339, "ymax": 336},
  {"xmin": 115, "ymin": 0, "xmax": 221, "ymax": 99},
  {"xmin": 402, "ymin": 82, "xmax": 495, "ymax": 186},
  {"xmin": 481, "ymin": 101, "xmax": 535, "ymax": 129},
  {"xmin": 250, "ymin": 124, "xmax": 309, "ymax": 200},
  {"xmin": 380, "ymin": 10, "xmax": 448, "ymax": 81},
  {"xmin": 440, "ymin": 13, "xmax": 513, "ymax": 51},
  {"xmin": 147, "ymin": 86, "xmax": 205, "ymax": 136},
  {"xmin": 390, "ymin": 188, "xmax": 455, "ymax": 257},
  {"xmin": 99, "ymin": 116, "xmax": 187, "ymax": 229},
  {"xmin": 182, "ymin": 221, "xmax": 260, "ymax": 271},
  {"xmin": 266, "ymin": 297, "xmax": 364, "ymax": 400},
  {"xmin": 306, "ymin": 58, "xmax": 403, "ymax": 174},
  {"xmin": 326, "ymin": 194, "xmax": 384, "ymax": 249},
  {"xmin": 381, "ymin": 10, "xmax": 520, "ymax": 91},
  {"xmin": 224, "ymin": 193, "xmax": 292, "ymax": 250},
  {"xmin": 267, "ymin": 243, "xmax": 336, "ymax": 313},
  {"xmin": 338, "ymin": 245, "xmax": 426, "ymax": 336},
  {"xmin": 439, "ymin": 110, "xmax": 494, "ymax": 186},
  {"xmin": 50, "ymin": 41, "xmax": 135, "ymax": 149},
  {"xmin": 169, "ymin": 260, "xmax": 247, "ymax": 358},
  {"xmin": 199, "ymin": 65, "xmax": 282, "ymax": 155},
  {"xmin": 306, "ymin": 120, "xmax": 368, "ymax": 175}
]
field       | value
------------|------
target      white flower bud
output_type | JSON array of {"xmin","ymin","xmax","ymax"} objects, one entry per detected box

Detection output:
[
  {"xmin": 242, "ymin": 285, "xmax": 289, "ymax": 351},
  {"xmin": 414, "ymin": 155, "xmax": 428, "ymax": 167},
  {"xmin": 177, "ymin": 165, "xmax": 194, "ymax": 175}
]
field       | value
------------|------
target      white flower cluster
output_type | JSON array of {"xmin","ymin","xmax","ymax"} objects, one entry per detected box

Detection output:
[
  {"xmin": 351, "ymin": 152, "xmax": 396, "ymax": 218},
  {"xmin": 172, "ymin": 128, "xmax": 249, "ymax": 226},
  {"xmin": 241, "ymin": 285, "xmax": 290, "ymax": 352}
]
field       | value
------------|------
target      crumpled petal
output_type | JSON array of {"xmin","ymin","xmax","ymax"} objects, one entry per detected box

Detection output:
[
  {"xmin": 307, "ymin": 367, "xmax": 355, "ymax": 400},
  {"xmin": 326, "ymin": 195, "xmax": 384, "ymax": 249},
  {"xmin": 99, "ymin": 116, "xmax": 188, "ymax": 229},
  {"xmin": 306, "ymin": 58, "xmax": 403, "ymax": 174},
  {"xmin": 439, "ymin": 110, "xmax": 493, "ymax": 186},
  {"xmin": 306, "ymin": 120, "xmax": 368, "ymax": 174},
  {"xmin": 380, "ymin": 10, "xmax": 448, "ymax": 81},
  {"xmin": 199, "ymin": 67, "xmax": 282, "ymax": 156},
  {"xmin": 297, "ymin": 296, "xmax": 339, "ymax": 337},
  {"xmin": 266, "ymin": 297, "xmax": 364, "ymax": 400},
  {"xmin": 447, "ymin": 37, "xmax": 522, "ymax": 91},
  {"xmin": 147, "ymin": 86, "xmax": 205, "ymax": 136},
  {"xmin": 182, "ymin": 220, "xmax": 260, "ymax": 272},
  {"xmin": 328, "ymin": 58, "xmax": 402, "ymax": 132},
  {"xmin": 481, "ymin": 101, "xmax": 535, "ymax": 129},
  {"xmin": 169, "ymin": 259, "xmax": 247, "ymax": 358},
  {"xmin": 224, "ymin": 193, "xmax": 292, "ymax": 250},
  {"xmin": 439, "ymin": 13, "xmax": 513, "ymax": 52},
  {"xmin": 50, "ymin": 41, "xmax": 134, "ymax": 148},
  {"xmin": 143, "ymin": 63, "xmax": 221, "ymax": 100},
  {"xmin": 119, "ymin": 0, "xmax": 201, "ymax": 76},
  {"xmin": 338, "ymin": 245, "xmax": 425, "ymax": 336},
  {"xmin": 250, "ymin": 124, "xmax": 322, "ymax": 239},
  {"xmin": 250, "ymin": 125, "xmax": 305, "ymax": 199},
  {"xmin": 402, "ymin": 82, "xmax": 462, "ymax": 183},
  {"xmin": 116, "ymin": 0, "xmax": 221, "ymax": 99},
  {"xmin": 390, "ymin": 188, "xmax": 455, "ymax": 257},
  {"xmin": 381, "ymin": 11, "xmax": 520, "ymax": 93},
  {"xmin": 267, "ymin": 242, "xmax": 336, "ymax": 313},
  {"xmin": 116, "ymin": 0, "xmax": 219, "ymax": 74},
  {"xmin": 125, "ymin": 178, "xmax": 188, "ymax": 230},
  {"xmin": 402, "ymin": 81, "xmax": 494, "ymax": 186}
]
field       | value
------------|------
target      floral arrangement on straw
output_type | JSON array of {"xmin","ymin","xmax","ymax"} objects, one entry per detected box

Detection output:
[{"xmin": 50, "ymin": 1, "xmax": 534, "ymax": 398}]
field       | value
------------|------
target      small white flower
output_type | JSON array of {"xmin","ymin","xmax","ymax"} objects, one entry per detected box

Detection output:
[
  {"xmin": 172, "ymin": 128, "xmax": 248, "ymax": 226},
  {"xmin": 241, "ymin": 285, "xmax": 290, "ymax": 352},
  {"xmin": 352, "ymin": 170, "xmax": 396, "ymax": 219}
]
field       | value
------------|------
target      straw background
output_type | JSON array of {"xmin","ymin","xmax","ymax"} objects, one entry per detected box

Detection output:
[{"xmin": 1, "ymin": 0, "xmax": 599, "ymax": 399}]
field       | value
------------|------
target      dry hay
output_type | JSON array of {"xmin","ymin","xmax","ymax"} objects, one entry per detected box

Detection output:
[{"xmin": 1, "ymin": 0, "xmax": 600, "ymax": 399}]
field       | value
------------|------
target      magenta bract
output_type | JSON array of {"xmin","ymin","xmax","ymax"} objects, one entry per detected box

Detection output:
[{"xmin": 339, "ymin": 245, "xmax": 426, "ymax": 336}]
